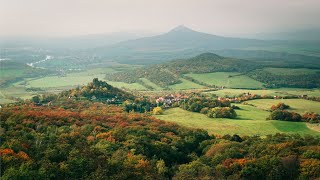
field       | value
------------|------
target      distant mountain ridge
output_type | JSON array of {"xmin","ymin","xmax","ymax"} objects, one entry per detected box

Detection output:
[
  {"xmin": 91, "ymin": 26, "xmax": 320, "ymax": 65},
  {"xmin": 3, "ymin": 25, "xmax": 319, "ymax": 70},
  {"xmin": 94, "ymin": 25, "xmax": 270, "ymax": 64},
  {"xmin": 106, "ymin": 25, "xmax": 265, "ymax": 48},
  {"xmin": 0, "ymin": 32, "xmax": 149, "ymax": 49}
]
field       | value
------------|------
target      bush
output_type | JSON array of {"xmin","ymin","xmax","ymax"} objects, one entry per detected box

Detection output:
[
  {"xmin": 231, "ymin": 105, "xmax": 240, "ymax": 110},
  {"xmin": 207, "ymin": 107, "xmax": 237, "ymax": 119},
  {"xmin": 268, "ymin": 110, "xmax": 301, "ymax": 121},
  {"xmin": 200, "ymin": 107, "xmax": 209, "ymax": 114},
  {"xmin": 153, "ymin": 107, "xmax": 164, "ymax": 115},
  {"xmin": 181, "ymin": 96, "xmax": 231, "ymax": 113},
  {"xmin": 271, "ymin": 103, "xmax": 290, "ymax": 111},
  {"xmin": 302, "ymin": 112, "xmax": 320, "ymax": 123}
]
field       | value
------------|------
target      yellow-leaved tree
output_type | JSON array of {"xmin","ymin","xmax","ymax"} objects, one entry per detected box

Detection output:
[{"xmin": 153, "ymin": 107, "xmax": 164, "ymax": 115}]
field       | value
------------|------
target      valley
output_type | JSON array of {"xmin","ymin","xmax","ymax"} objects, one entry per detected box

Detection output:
[
  {"xmin": 1, "ymin": 60, "xmax": 320, "ymax": 137},
  {"xmin": 2, "ymin": 1, "xmax": 320, "ymax": 179}
]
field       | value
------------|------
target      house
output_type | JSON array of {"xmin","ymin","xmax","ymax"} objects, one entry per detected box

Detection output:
[
  {"xmin": 156, "ymin": 97, "xmax": 165, "ymax": 104},
  {"xmin": 244, "ymin": 92, "xmax": 251, "ymax": 96}
]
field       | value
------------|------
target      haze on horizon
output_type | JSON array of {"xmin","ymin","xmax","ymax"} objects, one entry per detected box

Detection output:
[{"xmin": 1, "ymin": 0, "xmax": 320, "ymax": 38}]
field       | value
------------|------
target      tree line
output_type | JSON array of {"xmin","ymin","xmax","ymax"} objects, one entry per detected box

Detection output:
[
  {"xmin": 268, "ymin": 103, "xmax": 320, "ymax": 123},
  {"xmin": 180, "ymin": 95, "xmax": 238, "ymax": 119}
]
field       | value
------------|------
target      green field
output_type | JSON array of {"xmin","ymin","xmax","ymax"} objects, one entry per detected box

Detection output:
[
  {"xmin": 0, "ymin": 66, "xmax": 147, "ymax": 103},
  {"xmin": 246, "ymin": 99, "xmax": 320, "ymax": 114},
  {"xmin": 154, "ymin": 107, "xmax": 320, "ymax": 136},
  {"xmin": 85, "ymin": 67, "xmax": 119, "ymax": 74},
  {"xmin": 0, "ymin": 88, "xmax": 16, "ymax": 104},
  {"xmin": 0, "ymin": 86, "xmax": 37, "ymax": 104},
  {"xmin": 25, "ymin": 67, "xmax": 118, "ymax": 88},
  {"xmin": 26, "ymin": 74, "xmax": 105, "ymax": 88},
  {"xmin": 168, "ymin": 78, "xmax": 204, "ymax": 90},
  {"xmin": 0, "ymin": 98, "xmax": 16, "ymax": 104},
  {"xmin": 108, "ymin": 81, "xmax": 147, "ymax": 90},
  {"xmin": 23, "ymin": 67, "xmax": 148, "ymax": 90},
  {"xmin": 140, "ymin": 78, "xmax": 163, "ymax": 90},
  {"xmin": 264, "ymin": 67, "xmax": 320, "ymax": 75},
  {"xmin": 207, "ymin": 88, "xmax": 320, "ymax": 97},
  {"xmin": 0, "ymin": 69, "xmax": 25, "ymax": 78},
  {"xmin": 185, "ymin": 72, "xmax": 264, "ymax": 89}
]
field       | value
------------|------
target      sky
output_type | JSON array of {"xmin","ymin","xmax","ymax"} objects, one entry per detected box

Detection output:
[{"xmin": 1, "ymin": 0, "xmax": 320, "ymax": 37}]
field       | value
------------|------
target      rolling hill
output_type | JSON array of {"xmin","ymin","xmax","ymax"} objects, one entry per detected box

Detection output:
[{"xmin": 105, "ymin": 53, "xmax": 320, "ymax": 89}]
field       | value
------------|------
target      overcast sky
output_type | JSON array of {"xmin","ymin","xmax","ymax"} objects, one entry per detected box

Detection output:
[{"xmin": 1, "ymin": 0, "xmax": 320, "ymax": 37}]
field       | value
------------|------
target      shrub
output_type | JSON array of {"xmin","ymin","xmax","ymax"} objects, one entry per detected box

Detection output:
[
  {"xmin": 302, "ymin": 112, "xmax": 320, "ymax": 123},
  {"xmin": 271, "ymin": 103, "xmax": 290, "ymax": 111},
  {"xmin": 200, "ymin": 107, "xmax": 209, "ymax": 114},
  {"xmin": 268, "ymin": 110, "xmax": 301, "ymax": 121},
  {"xmin": 153, "ymin": 107, "xmax": 164, "ymax": 115},
  {"xmin": 207, "ymin": 107, "xmax": 237, "ymax": 119}
]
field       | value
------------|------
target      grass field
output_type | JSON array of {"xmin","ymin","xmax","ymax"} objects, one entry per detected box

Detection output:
[
  {"xmin": 108, "ymin": 81, "xmax": 147, "ymax": 90},
  {"xmin": 0, "ymin": 69, "xmax": 24, "ymax": 78},
  {"xmin": 140, "ymin": 78, "xmax": 163, "ymax": 90},
  {"xmin": 168, "ymin": 78, "xmax": 204, "ymax": 90},
  {"xmin": 185, "ymin": 72, "xmax": 264, "ymax": 89},
  {"xmin": 264, "ymin": 67, "xmax": 320, "ymax": 75},
  {"xmin": 0, "ymin": 66, "xmax": 147, "ymax": 103},
  {"xmin": 25, "ymin": 76, "xmax": 147, "ymax": 90},
  {"xmin": 24, "ymin": 67, "xmax": 148, "ymax": 90},
  {"xmin": 85, "ymin": 67, "xmax": 118, "ymax": 74},
  {"xmin": 246, "ymin": 99, "xmax": 320, "ymax": 114},
  {"xmin": 25, "ymin": 67, "xmax": 119, "ymax": 88},
  {"xmin": 0, "ymin": 86, "xmax": 37, "ymax": 104},
  {"xmin": 0, "ymin": 98, "xmax": 16, "ymax": 104},
  {"xmin": 154, "ymin": 107, "xmax": 320, "ymax": 136},
  {"xmin": 0, "ymin": 89, "xmax": 16, "ymax": 104},
  {"xmin": 207, "ymin": 88, "xmax": 320, "ymax": 97},
  {"xmin": 26, "ymin": 74, "xmax": 106, "ymax": 88}
]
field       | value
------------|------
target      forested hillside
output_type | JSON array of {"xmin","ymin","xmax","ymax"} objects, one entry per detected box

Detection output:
[
  {"xmin": 248, "ymin": 69, "xmax": 320, "ymax": 88},
  {"xmin": 1, "ymin": 78, "xmax": 320, "ymax": 179},
  {"xmin": 1, "ymin": 98, "xmax": 320, "ymax": 179}
]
